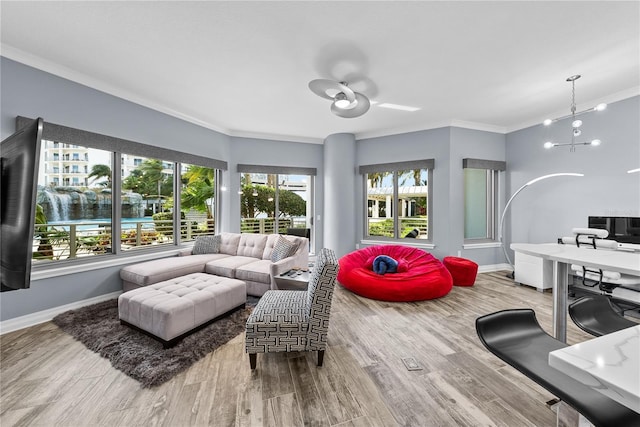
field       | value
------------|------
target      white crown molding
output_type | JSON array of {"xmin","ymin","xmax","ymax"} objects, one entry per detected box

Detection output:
[
  {"xmin": 2, "ymin": 44, "xmax": 327, "ymax": 144},
  {"xmin": 356, "ymin": 119, "xmax": 506, "ymax": 141},
  {"xmin": 356, "ymin": 120, "xmax": 453, "ymax": 140},
  {"xmin": 1, "ymin": 44, "xmax": 231, "ymax": 136},
  {"xmin": 228, "ymin": 129, "xmax": 323, "ymax": 145},
  {"xmin": 449, "ymin": 120, "xmax": 507, "ymax": 134},
  {"xmin": 0, "ymin": 291, "xmax": 122, "ymax": 335},
  {"xmin": 505, "ymin": 86, "xmax": 640, "ymax": 134}
]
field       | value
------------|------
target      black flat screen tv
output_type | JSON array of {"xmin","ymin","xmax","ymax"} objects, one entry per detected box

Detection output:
[
  {"xmin": 588, "ymin": 216, "xmax": 640, "ymax": 244},
  {"xmin": 1, "ymin": 118, "xmax": 43, "ymax": 291}
]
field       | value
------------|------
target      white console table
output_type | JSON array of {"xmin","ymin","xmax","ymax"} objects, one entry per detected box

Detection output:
[{"xmin": 511, "ymin": 243, "xmax": 640, "ymax": 342}]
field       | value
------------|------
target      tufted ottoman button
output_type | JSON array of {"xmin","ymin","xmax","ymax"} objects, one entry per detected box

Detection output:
[{"xmin": 443, "ymin": 256, "xmax": 478, "ymax": 286}]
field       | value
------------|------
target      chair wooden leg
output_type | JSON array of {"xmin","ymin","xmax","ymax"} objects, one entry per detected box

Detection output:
[
  {"xmin": 317, "ymin": 350, "xmax": 325, "ymax": 367},
  {"xmin": 249, "ymin": 353, "xmax": 257, "ymax": 370}
]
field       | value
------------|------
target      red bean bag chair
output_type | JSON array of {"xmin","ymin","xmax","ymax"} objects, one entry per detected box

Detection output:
[{"xmin": 337, "ymin": 245, "xmax": 453, "ymax": 302}]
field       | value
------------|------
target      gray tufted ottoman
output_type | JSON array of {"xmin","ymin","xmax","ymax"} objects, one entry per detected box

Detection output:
[{"xmin": 118, "ymin": 272, "xmax": 246, "ymax": 348}]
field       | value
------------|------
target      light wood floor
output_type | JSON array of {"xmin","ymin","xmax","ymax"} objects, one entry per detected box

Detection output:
[{"xmin": 1, "ymin": 272, "xmax": 597, "ymax": 427}]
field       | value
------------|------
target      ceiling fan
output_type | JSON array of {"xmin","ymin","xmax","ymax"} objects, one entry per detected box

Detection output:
[{"xmin": 308, "ymin": 79, "xmax": 371, "ymax": 118}]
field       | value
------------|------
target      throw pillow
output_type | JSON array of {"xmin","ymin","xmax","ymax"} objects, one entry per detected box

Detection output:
[
  {"xmin": 192, "ymin": 235, "xmax": 221, "ymax": 255},
  {"xmin": 271, "ymin": 235, "xmax": 297, "ymax": 262}
]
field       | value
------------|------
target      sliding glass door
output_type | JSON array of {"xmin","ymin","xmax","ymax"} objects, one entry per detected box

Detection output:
[{"xmin": 239, "ymin": 171, "xmax": 313, "ymax": 249}]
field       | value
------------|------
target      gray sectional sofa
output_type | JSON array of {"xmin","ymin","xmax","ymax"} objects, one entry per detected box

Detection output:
[{"xmin": 120, "ymin": 232, "xmax": 309, "ymax": 296}]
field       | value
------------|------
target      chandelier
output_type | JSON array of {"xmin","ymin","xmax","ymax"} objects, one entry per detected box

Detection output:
[{"xmin": 543, "ymin": 75, "xmax": 606, "ymax": 152}]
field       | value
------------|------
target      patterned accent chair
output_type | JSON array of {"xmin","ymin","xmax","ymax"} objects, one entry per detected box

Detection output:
[{"xmin": 245, "ymin": 248, "xmax": 339, "ymax": 369}]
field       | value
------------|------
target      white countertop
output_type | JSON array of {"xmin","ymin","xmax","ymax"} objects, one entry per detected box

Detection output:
[
  {"xmin": 511, "ymin": 243, "xmax": 640, "ymax": 277},
  {"xmin": 549, "ymin": 325, "xmax": 640, "ymax": 413}
]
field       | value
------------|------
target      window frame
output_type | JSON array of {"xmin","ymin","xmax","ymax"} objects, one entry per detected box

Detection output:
[
  {"xmin": 462, "ymin": 158, "xmax": 505, "ymax": 244},
  {"xmin": 237, "ymin": 164, "xmax": 316, "ymax": 248},
  {"xmin": 18, "ymin": 116, "xmax": 228, "ymax": 272},
  {"xmin": 360, "ymin": 159, "xmax": 434, "ymax": 242}
]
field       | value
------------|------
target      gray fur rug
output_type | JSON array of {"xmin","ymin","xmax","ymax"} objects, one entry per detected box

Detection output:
[{"xmin": 52, "ymin": 297, "xmax": 257, "ymax": 388}]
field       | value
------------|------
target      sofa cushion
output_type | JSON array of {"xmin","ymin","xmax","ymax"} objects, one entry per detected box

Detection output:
[
  {"xmin": 271, "ymin": 235, "xmax": 298, "ymax": 262},
  {"xmin": 120, "ymin": 254, "xmax": 231, "ymax": 286},
  {"xmin": 205, "ymin": 256, "xmax": 260, "ymax": 278},
  {"xmin": 219, "ymin": 232, "xmax": 242, "ymax": 255},
  {"xmin": 236, "ymin": 234, "xmax": 268, "ymax": 258},
  {"xmin": 192, "ymin": 235, "xmax": 221, "ymax": 255},
  {"xmin": 264, "ymin": 234, "xmax": 303, "ymax": 260},
  {"xmin": 235, "ymin": 259, "xmax": 272, "ymax": 284}
]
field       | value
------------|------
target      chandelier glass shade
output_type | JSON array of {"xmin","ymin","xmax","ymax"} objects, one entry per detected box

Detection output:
[{"xmin": 542, "ymin": 75, "xmax": 606, "ymax": 152}]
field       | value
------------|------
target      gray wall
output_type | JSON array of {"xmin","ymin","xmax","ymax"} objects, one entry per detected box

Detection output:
[
  {"xmin": 0, "ymin": 57, "xmax": 318, "ymax": 321},
  {"xmin": 504, "ymin": 96, "xmax": 640, "ymax": 261},
  {"xmin": 449, "ymin": 127, "xmax": 506, "ymax": 265},
  {"xmin": 323, "ymin": 133, "xmax": 356, "ymax": 257},
  {"xmin": 0, "ymin": 58, "xmax": 231, "ymax": 156},
  {"xmin": 357, "ymin": 128, "xmax": 451, "ymax": 259},
  {"xmin": 356, "ymin": 127, "xmax": 506, "ymax": 264}
]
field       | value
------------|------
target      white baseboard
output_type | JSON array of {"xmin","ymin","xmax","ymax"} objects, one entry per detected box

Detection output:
[
  {"xmin": 0, "ymin": 291, "xmax": 122, "ymax": 335},
  {"xmin": 478, "ymin": 263, "xmax": 512, "ymax": 273}
]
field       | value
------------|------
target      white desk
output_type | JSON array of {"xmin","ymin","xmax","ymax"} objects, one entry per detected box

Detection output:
[
  {"xmin": 549, "ymin": 325, "xmax": 640, "ymax": 413},
  {"xmin": 511, "ymin": 243, "xmax": 640, "ymax": 342}
]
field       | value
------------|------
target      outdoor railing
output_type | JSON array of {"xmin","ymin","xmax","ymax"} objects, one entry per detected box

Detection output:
[
  {"xmin": 240, "ymin": 217, "xmax": 307, "ymax": 234},
  {"xmin": 33, "ymin": 218, "xmax": 215, "ymax": 262},
  {"xmin": 33, "ymin": 217, "xmax": 308, "ymax": 262},
  {"xmin": 366, "ymin": 216, "xmax": 428, "ymax": 239}
]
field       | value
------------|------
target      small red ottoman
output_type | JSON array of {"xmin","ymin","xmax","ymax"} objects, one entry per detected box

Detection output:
[{"xmin": 443, "ymin": 256, "xmax": 478, "ymax": 286}]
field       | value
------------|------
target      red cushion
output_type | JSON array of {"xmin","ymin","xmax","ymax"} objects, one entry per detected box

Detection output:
[
  {"xmin": 443, "ymin": 256, "xmax": 478, "ymax": 286},
  {"xmin": 337, "ymin": 245, "xmax": 453, "ymax": 302}
]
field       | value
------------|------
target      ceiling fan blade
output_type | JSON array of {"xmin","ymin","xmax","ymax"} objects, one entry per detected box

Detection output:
[
  {"xmin": 309, "ymin": 79, "xmax": 355, "ymax": 102},
  {"xmin": 309, "ymin": 79, "xmax": 340, "ymax": 100},
  {"xmin": 331, "ymin": 92, "xmax": 370, "ymax": 118}
]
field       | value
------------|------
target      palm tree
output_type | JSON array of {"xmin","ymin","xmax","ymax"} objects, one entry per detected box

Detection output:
[
  {"xmin": 139, "ymin": 159, "xmax": 167, "ymax": 212},
  {"xmin": 367, "ymin": 172, "xmax": 390, "ymax": 188},
  {"xmin": 181, "ymin": 165, "xmax": 215, "ymax": 217},
  {"xmin": 87, "ymin": 164, "xmax": 112, "ymax": 187}
]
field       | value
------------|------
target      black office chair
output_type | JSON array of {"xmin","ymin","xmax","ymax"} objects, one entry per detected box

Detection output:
[
  {"xmin": 476, "ymin": 309, "xmax": 640, "ymax": 427},
  {"xmin": 286, "ymin": 227, "xmax": 310, "ymax": 239},
  {"xmin": 568, "ymin": 295, "xmax": 637, "ymax": 337}
]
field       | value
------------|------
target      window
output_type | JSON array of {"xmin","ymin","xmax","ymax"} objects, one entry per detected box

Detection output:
[
  {"xmin": 121, "ymin": 155, "xmax": 174, "ymax": 250},
  {"xmin": 463, "ymin": 158, "xmax": 505, "ymax": 242},
  {"xmin": 34, "ymin": 142, "xmax": 113, "ymax": 263},
  {"xmin": 22, "ymin": 116, "xmax": 227, "ymax": 268},
  {"xmin": 237, "ymin": 165, "xmax": 315, "ymax": 248},
  {"xmin": 360, "ymin": 160, "xmax": 433, "ymax": 240},
  {"xmin": 180, "ymin": 164, "xmax": 216, "ymax": 242}
]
